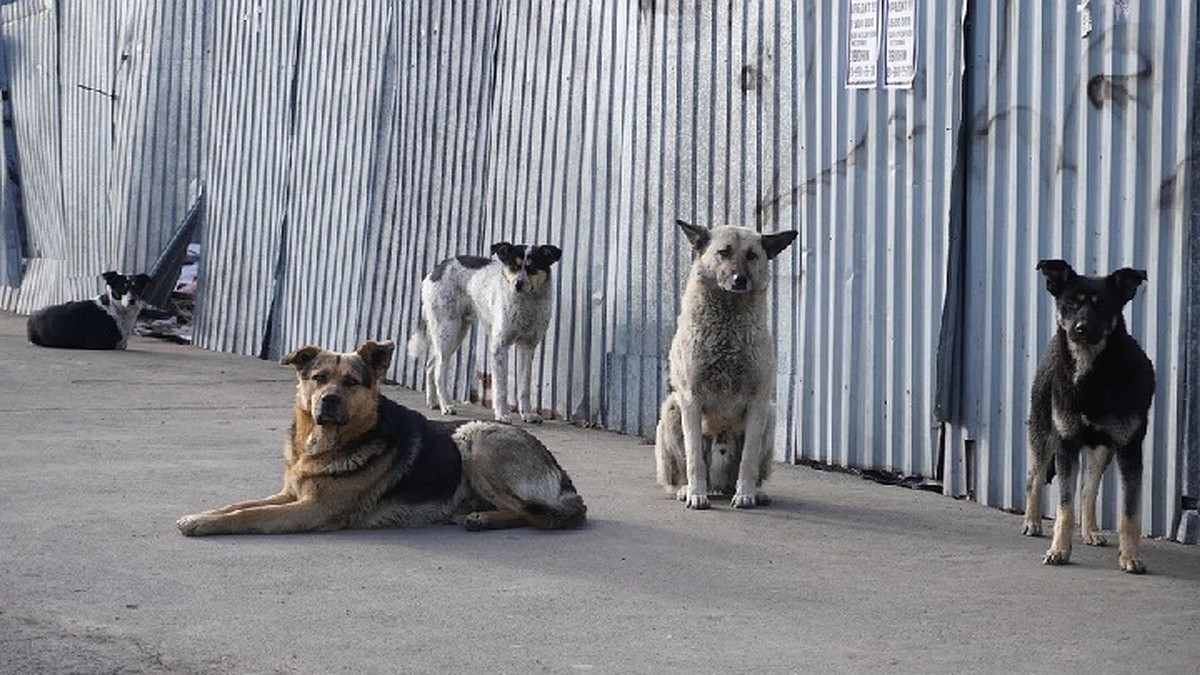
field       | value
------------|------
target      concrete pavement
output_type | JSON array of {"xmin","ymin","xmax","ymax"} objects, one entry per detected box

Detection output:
[{"xmin": 1, "ymin": 311, "xmax": 1198, "ymax": 674}]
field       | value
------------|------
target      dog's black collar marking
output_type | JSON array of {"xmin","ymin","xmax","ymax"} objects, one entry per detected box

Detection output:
[{"xmin": 99, "ymin": 295, "xmax": 111, "ymax": 307}]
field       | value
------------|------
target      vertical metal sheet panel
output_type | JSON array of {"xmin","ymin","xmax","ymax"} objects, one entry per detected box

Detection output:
[
  {"xmin": 56, "ymin": 1, "xmax": 118, "ymax": 279},
  {"xmin": 195, "ymin": 0, "xmax": 301, "ymax": 355},
  {"xmin": 2, "ymin": 1, "xmax": 73, "ymax": 311},
  {"xmin": 270, "ymin": 1, "xmax": 393, "ymax": 356},
  {"xmin": 108, "ymin": 0, "xmax": 206, "ymax": 273},
  {"xmin": 958, "ymin": 1, "xmax": 1196, "ymax": 536}
]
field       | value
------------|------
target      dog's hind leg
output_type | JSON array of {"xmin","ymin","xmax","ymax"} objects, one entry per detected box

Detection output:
[
  {"xmin": 429, "ymin": 319, "xmax": 469, "ymax": 415},
  {"xmin": 1115, "ymin": 444, "xmax": 1146, "ymax": 573},
  {"xmin": 730, "ymin": 401, "xmax": 772, "ymax": 508},
  {"xmin": 1080, "ymin": 445, "xmax": 1114, "ymax": 546},
  {"xmin": 1044, "ymin": 445, "xmax": 1080, "ymax": 565},
  {"xmin": 654, "ymin": 395, "xmax": 687, "ymax": 498},
  {"xmin": 515, "ymin": 342, "xmax": 543, "ymax": 423},
  {"xmin": 1022, "ymin": 446, "xmax": 1053, "ymax": 537},
  {"xmin": 463, "ymin": 509, "xmax": 531, "ymax": 531},
  {"xmin": 423, "ymin": 358, "xmax": 439, "ymax": 410}
]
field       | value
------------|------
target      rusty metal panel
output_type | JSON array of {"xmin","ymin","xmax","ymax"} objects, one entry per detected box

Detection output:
[{"xmin": 955, "ymin": 0, "xmax": 1196, "ymax": 537}]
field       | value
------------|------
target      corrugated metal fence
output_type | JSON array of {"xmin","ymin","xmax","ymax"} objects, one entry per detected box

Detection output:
[{"xmin": 1, "ymin": 1, "xmax": 1195, "ymax": 538}]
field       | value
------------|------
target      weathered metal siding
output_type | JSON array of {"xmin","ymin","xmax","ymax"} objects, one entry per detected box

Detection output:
[
  {"xmin": 195, "ymin": 0, "xmax": 300, "ymax": 355},
  {"xmin": 0, "ymin": 0, "xmax": 204, "ymax": 313},
  {"xmin": 954, "ymin": 1, "xmax": 1196, "ymax": 536}
]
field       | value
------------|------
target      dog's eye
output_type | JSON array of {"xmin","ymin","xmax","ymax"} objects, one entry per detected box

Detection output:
[
  {"xmin": 746, "ymin": 251, "xmax": 758, "ymax": 261},
  {"xmin": 311, "ymin": 373, "xmax": 329, "ymax": 384},
  {"xmin": 342, "ymin": 377, "xmax": 360, "ymax": 387},
  {"xmin": 718, "ymin": 247, "xmax": 733, "ymax": 259}
]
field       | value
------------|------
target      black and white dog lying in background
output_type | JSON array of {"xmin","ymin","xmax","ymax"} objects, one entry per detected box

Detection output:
[
  {"xmin": 408, "ymin": 242, "xmax": 562, "ymax": 424},
  {"xmin": 27, "ymin": 271, "xmax": 152, "ymax": 350}
]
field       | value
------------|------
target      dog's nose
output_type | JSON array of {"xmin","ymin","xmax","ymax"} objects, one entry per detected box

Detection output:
[
  {"xmin": 316, "ymin": 393, "xmax": 344, "ymax": 423},
  {"xmin": 514, "ymin": 278, "xmax": 527, "ymax": 292},
  {"xmin": 1072, "ymin": 321, "xmax": 1089, "ymax": 337},
  {"xmin": 732, "ymin": 274, "xmax": 748, "ymax": 290}
]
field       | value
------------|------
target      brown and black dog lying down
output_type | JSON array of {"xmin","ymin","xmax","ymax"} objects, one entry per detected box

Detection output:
[{"xmin": 177, "ymin": 340, "xmax": 586, "ymax": 536}]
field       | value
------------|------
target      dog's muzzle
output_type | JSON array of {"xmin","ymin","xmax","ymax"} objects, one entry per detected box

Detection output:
[
  {"xmin": 1069, "ymin": 320, "xmax": 1105, "ymax": 345},
  {"xmin": 314, "ymin": 393, "xmax": 347, "ymax": 425}
]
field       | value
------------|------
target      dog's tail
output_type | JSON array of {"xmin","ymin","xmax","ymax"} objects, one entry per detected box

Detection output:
[{"xmin": 406, "ymin": 319, "xmax": 428, "ymax": 359}]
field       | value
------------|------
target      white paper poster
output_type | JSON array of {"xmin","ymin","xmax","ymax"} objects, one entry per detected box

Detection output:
[
  {"xmin": 846, "ymin": 0, "xmax": 880, "ymax": 88},
  {"xmin": 884, "ymin": 0, "xmax": 917, "ymax": 88}
]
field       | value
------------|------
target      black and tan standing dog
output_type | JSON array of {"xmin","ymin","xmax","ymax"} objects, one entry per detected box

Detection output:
[
  {"xmin": 1023, "ymin": 259, "xmax": 1154, "ymax": 573},
  {"xmin": 177, "ymin": 340, "xmax": 586, "ymax": 535}
]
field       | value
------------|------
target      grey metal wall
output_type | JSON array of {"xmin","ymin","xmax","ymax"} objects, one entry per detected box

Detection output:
[
  {"xmin": 948, "ymin": 1, "xmax": 1197, "ymax": 535},
  {"xmin": 4, "ymin": 1, "xmax": 1196, "ymax": 538},
  {"xmin": 0, "ymin": 0, "xmax": 204, "ymax": 313}
]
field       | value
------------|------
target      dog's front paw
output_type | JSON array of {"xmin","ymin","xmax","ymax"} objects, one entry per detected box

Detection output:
[
  {"xmin": 1021, "ymin": 519, "xmax": 1043, "ymax": 537},
  {"xmin": 685, "ymin": 492, "xmax": 710, "ymax": 510},
  {"xmin": 729, "ymin": 491, "xmax": 771, "ymax": 508},
  {"xmin": 440, "ymin": 405, "xmax": 457, "ymax": 416},
  {"xmin": 730, "ymin": 492, "xmax": 758, "ymax": 509},
  {"xmin": 1083, "ymin": 531, "xmax": 1108, "ymax": 547},
  {"xmin": 1042, "ymin": 547, "xmax": 1071, "ymax": 566},
  {"xmin": 1118, "ymin": 552, "xmax": 1146, "ymax": 574},
  {"xmin": 674, "ymin": 486, "xmax": 689, "ymax": 502},
  {"xmin": 493, "ymin": 412, "xmax": 513, "ymax": 424},
  {"xmin": 177, "ymin": 514, "xmax": 210, "ymax": 537},
  {"xmin": 521, "ymin": 412, "xmax": 543, "ymax": 424}
]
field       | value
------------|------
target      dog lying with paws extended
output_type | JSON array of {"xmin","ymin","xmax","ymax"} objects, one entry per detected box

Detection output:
[
  {"xmin": 1023, "ymin": 259, "xmax": 1154, "ymax": 573},
  {"xmin": 655, "ymin": 221, "xmax": 797, "ymax": 509},
  {"xmin": 177, "ymin": 340, "xmax": 586, "ymax": 535}
]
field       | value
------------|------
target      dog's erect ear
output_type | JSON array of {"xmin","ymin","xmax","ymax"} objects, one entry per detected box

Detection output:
[
  {"xmin": 131, "ymin": 274, "xmax": 152, "ymax": 292},
  {"xmin": 1035, "ymin": 259, "xmax": 1076, "ymax": 297},
  {"xmin": 1107, "ymin": 267, "xmax": 1148, "ymax": 303},
  {"xmin": 762, "ymin": 230, "xmax": 798, "ymax": 260},
  {"xmin": 280, "ymin": 345, "xmax": 322, "ymax": 370},
  {"xmin": 356, "ymin": 340, "xmax": 396, "ymax": 378},
  {"xmin": 539, "ymin": 244, "xmax": 562, "ymax": 265},
  {"xmin": 676, "ymin": 220, "xmax": 709, "ymax": 253},
  {"xmin": 490, "ymin": 242, "xmax": 513, "ymax": 260},
  {"xmin": 101, "ymin": 271, "xmax": 121, "ymax": 287}
]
